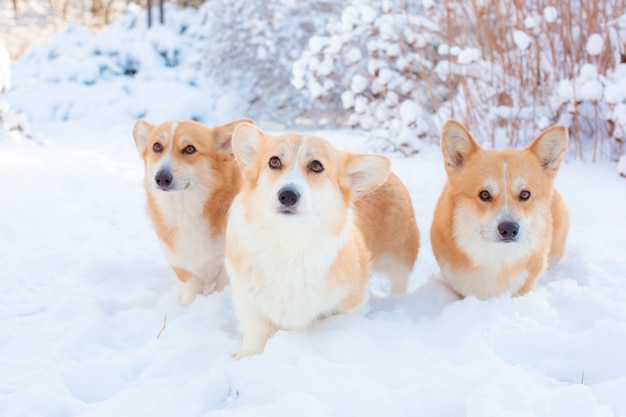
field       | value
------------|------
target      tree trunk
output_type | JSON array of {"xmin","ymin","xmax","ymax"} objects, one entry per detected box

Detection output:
[{"xmin": 147, "ymin": 0, "xmax": 152, "ymax": 27}]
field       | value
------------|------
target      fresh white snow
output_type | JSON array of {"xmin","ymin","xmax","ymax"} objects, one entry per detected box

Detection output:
[
  {"xmin": 2, "ymin": 121, "xmax": 626, "ymax": 417},
  {"xmin": 513, "ymin": 30, "xmax": 533, "ymax": 51},
  {"xmin": 544, "ymin": 7, "xmax": 558, "ymax": 23},
  {"xmin": 2, "ymin": 4, "xmax": 626, "ymax": 417},
  {"xmin": 457, "ymin": 47, "xmax": 480, "ymax": 64},
  {"xmin": 587, "ymin": 34, "xmax": 604, "ymax": 56}
]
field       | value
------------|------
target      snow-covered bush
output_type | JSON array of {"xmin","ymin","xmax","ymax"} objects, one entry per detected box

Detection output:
[
  {"xmin": 5, "ymin": 4, "xmax": 233, "ymax": 125},
  {"xmin": 295, "ymin": 0, "xmax": 626, "ymax": 159},
  {"xmin": 293, "ymin": 0, "xmax": 445, "ymax": 153},
  {"xmin": 0, "ymin": 42, "xmax": 10, "ymax": 93},
  {"xmin": 199, "ymin": 0, "xmax": 347, "ymax": 125},
  {"xmin": 0, "ymin": 42, "xmax": 31, "ymax": 141}
]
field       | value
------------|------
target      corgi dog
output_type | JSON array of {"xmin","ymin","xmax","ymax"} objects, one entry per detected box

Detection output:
[
  {"xmin": 430, "ymin": 120, "xmax": 569, "ymax": 300},
  {"xmin": 225, "ymin": 124, "xmax": 419, "ymax": 357},
  {"xmin": 133, "ymin": 118, "xmax": 252, "ymax": 305}
]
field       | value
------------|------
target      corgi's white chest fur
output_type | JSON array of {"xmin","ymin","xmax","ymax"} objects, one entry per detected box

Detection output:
[
  {"xmin": 152, "ymin": 189, "xmax": 225, "ymax": 279},
  {"xmin": 441, "ymin": 263, "xmax": 530, "ymax": 300},
  {"xmin": 226, "ymin": 195, "xmax": 351, "ymax": 330}
]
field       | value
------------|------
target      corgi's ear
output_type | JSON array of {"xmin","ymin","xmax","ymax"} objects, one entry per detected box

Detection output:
[
  {"xmin": 345, "ymin": 153, "xmax": 391, "ymax": 199},
  {"xmin": 528, "ymin": 125, "xmax": 568, "ymax": 173},
  {"xmin": 232, "ymin": 122, "xmax": 264, "ymax": 169},
  {"xmin": 133, "ymin": 120, "xmax": 155, "ymax": 153},
  {"xmin": 213, "ymin": 118, "xmax": 255, "ymax": 154},
  {"xmin": 441, "ymin": 120, "xmax": 480, "ymax": 174}
]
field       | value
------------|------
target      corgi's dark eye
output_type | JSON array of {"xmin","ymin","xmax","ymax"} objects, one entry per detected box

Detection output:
[
  {"xmin": 519, "ymin": 190, "xmax": 531, "ymax": 201},
  {"xmin": 183, "ymin": 145, "xmax": 196, "ymax": 155},
  {"xmin": 309, "ymin": 160, "xmax": 324, "ymax": 173},
  {"xmin": 269, "ymin": 156, "xmax": 281, "ymax": 169},
  {"xmin": 152, "ymin": 142, "xmax": 163, "ymax": 153},
  {"xmin": 479, "ymin": 190, "xmax": 492, "ymax": 202}
]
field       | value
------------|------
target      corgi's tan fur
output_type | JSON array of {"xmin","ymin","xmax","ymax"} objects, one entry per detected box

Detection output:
[
  {"xmin": 133, "ymin": 118, "xmax": 252, "ymax": 305},
  {"xmin": 431, "ymin": 120, "xmax": 569, "ymax": 299},
  {"xmin": 225, "ymin": 124, "xmax": 419, "ymax": 357}
]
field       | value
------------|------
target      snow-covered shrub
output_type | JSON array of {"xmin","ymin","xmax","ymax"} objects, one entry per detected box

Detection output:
[
  {"xmin": 0, "ymin": 42, "xmax": 10, "ymax": 94},
  {"xmin": 295, "ymin": 0, "xmax": 626, "ymax": 159},
  {"xmin": 293, "ymin": 0, "xmax": 448, "ymax": 153},
  {"xmin": 199, "ymin": 0, "xmax": 347, "ymax": 125},
  {"xmin": 6, "ymin": 4, "xmax": 231, "ymax": 125},
  {"xmin": 617, "ymin": 146, "xmax": 626, "ymax": 178},
  {"xmin": 0, "ymin": 42, "xmax": 31, "ymax": 141}
]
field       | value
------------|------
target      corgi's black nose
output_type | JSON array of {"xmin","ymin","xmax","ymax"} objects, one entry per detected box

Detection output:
[
  {"xmin": 278, "ymin": 187, "xmax": 300, "ymax": 207},
  {"xmin": 498, "ymin": 222, "xmax": 519, "ymax": 241},
  {"xmin": 155, "ymin": 170, "xmax": 174, "ymax": 190}
]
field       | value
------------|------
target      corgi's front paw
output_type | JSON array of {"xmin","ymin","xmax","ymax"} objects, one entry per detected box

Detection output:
[
  {"xmin": 231, "ymin": 336, "xmax": 268, "ymax": 360},
  {"xmin": 179, "ymin": 276, "xmax": 204, "ymax": 306},
  {"xmin": 179, "ymin": 289, "xmax": 197, "ymax": 307},
  {"xmin": 231, "ymin": 346, "xmax": 262, "ymax": 360}
]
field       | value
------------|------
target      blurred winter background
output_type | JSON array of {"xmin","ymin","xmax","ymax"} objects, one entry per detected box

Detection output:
[
  {"xmin": 2, "ymin": 0, "xmax": 626, "ymax": 165},
  {"xmin": 2, "ymin": 2, "xmax": 626, "ymax": 416}
]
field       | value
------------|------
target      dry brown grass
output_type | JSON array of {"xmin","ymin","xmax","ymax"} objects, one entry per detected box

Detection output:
[{"xmin": 435, "ymin": 0, "xmax": 625, "ymax": 159}]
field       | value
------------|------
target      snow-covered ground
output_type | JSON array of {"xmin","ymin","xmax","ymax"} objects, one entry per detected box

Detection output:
[
  {"xmin": 2, "ymin": 120, "xmax": 626, "ymax": 416},
  {"xmin": 2, "ymin": 5, "xmax": 626, "ymax": 417}
]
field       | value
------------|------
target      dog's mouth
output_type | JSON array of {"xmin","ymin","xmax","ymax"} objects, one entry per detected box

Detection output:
[
  {"xmin": 155, "ymin": 180, "xmax": 191, "ymax": 192},
  {"xmin": 498, "ymin": 238, "xmax": 518, "ymax": 243},
  {"xmin": 277, "ymin": 207, "xmax": 298, "ymax": 215}
]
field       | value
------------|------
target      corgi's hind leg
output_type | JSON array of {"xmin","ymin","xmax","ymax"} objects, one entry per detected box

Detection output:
[
  {"xmin": 373, "ymin": 256, "xmax": 413, "ymax": 294},
  {"xmin": 210, "ymin": 265, "xmax": 230, "ymax": 293}
]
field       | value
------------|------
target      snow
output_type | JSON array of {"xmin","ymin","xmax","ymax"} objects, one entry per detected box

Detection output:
[
  {"xmin": 524, "ymin": 16, "xmax": 537, "ymax": 30},
  {"xmin": 360, "ymin": 6, "xmax": 377, "ymax": 24},
  {"xmin": 3, "ymin": 120, "xmax": 626, "ymax": 416},
  {"xmin": 0, "ymin": 42, "xmax": 10, "ymax": 93},
  {"xmin": 340, "ymin": 90, "xmax": 355, "ymax": 109},
  {"xmin": 580, "ymin": 80, "xmax": 604, "ymax": 101},
  {"xmin": 587, "ymin": 34, "xmax": 604, "ymax": 56},
  {"xmin": 437, "ymin": 43, "xmax": 449, "ymax": 56},
  {"xmin": 619, "ymin": 155, "xmax": 626, "ymax": 177},
  {"xmin": 399, "ymin": 99, "xmax": 419, "ymax": 125},
  {"xmin": 544, "ymin": 7, "xmax": 558, "ymax": 23},
  {"xmin": 2, "ymin": 5, "xmax": 626, "ymax": 417},
  {"xmin": 513, "ymin": 30, "xmax": 533, "ymax": 51},
  {"xmin": 308, "ymin": 36, "xmax": 326, "ymax": 53},
  {"xmin": 457, "ymin": 47, "xmax": 480, "ymax": 64},
  {"xmin": 341, "ymin": 5, "xmax": 360, "ymax": 31},
  {"xmin": 345, "ymin": 46, "xmax": 362, "ymax": 64},
  {"xmin": 350, "ymin": 74, "xmax": 369, "ymax": 94},
  {"xmin": 558, "ymin": 79, "xmax": 574, "ymax": 102}
]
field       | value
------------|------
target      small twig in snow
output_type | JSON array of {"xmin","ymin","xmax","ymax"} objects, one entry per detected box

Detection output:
[{"xmin": 156, "ymin": 312, "xmax": 167, "ymax": 339}]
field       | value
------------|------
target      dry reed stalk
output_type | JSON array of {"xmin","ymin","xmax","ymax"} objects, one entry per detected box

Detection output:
[
  {"xmin": 437, "ymin": 0, "xmax": 623, "ymax": 157},
  {"xmin": 156, "ymin": 312, "xmax": 167, "ymax": 339}
]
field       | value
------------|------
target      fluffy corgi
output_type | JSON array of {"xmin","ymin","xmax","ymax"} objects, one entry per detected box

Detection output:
[
  {"xmin": 225, "ymin": 124, "xmax": 419, "ymax": 357},
  {"xmin": 430, "ymin": 120, "xmax": 569, "ymax": 299},
  {"xmin": 133, "ymin": 118, "xmax": 252, "ymax": 305}
]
